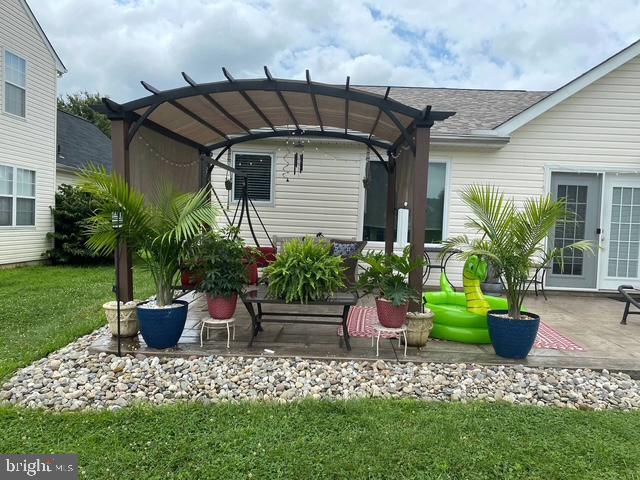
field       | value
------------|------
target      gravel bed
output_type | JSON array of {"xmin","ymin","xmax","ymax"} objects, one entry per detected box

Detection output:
[{"xmin": 2, "ymin": 328, "xmax": 639, "ymax": 412}]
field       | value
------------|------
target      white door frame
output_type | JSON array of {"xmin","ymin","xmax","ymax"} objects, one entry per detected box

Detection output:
[
  {"xmin": 598, "ymin": 173, "xmax": 640, "ymax": 290},
  {"xmin": 544, "ymin": 165, "xmax": 640, "ymax": 291}
]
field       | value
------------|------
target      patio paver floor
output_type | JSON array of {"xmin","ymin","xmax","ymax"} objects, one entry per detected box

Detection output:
[{"xmin": 90, "ymin": 289, "xmax": 640, "ymax": 377}]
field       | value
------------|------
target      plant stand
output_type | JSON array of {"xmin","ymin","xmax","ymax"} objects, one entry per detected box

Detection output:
[
  {"xmin": 200, "ymin": 316, "xmax": 236, "ymax": 348},
  {"xmin": 371, "ymin": 322, "xmax": 407, "ymax": 357}
]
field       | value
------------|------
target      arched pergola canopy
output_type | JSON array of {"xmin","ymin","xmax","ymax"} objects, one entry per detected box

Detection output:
[
  {"xmin": 97, "ymin": 68, "xmax": 455, "ymax": 310},
  {"xmin": 95, "ymin": 67, "xmax": 454, "ymax": 156}
]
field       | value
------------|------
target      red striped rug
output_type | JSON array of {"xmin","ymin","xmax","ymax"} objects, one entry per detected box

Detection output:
[{"xmin": 339, "ymin": 306, "xmax": 585, "ymax": 351}]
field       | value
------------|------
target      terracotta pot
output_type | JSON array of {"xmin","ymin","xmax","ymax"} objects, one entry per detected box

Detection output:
[
  {"xmin": 206, "ymin": 293, "xmax": 238, "ymax": 319},
  {"xmin": 245, "ymin": 263, "xmax": 258, "ymax": 285},
  {"xmin": 180, "ymin": 268, "xmax": 203, "ymax": 290},
  {"xmin": 375, "ymin": 298, "xmax": 408, "ymax": 328}
]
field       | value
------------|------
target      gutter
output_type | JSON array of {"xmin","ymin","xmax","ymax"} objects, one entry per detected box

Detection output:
[{"xmin": 431, "ymin": 132, "xmax": 510, "ymax": 149}]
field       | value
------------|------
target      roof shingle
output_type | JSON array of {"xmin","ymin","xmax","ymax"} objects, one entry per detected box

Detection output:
[
  {"xmin": 57, "ymin": 110, "xmax": 112, "ymax": 172},
  {"xmin": 357, "ymin": 86, "xmax": 551, "ymax": 135}
]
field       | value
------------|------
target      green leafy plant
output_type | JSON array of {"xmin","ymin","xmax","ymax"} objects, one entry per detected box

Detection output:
[
  {"xmin": 356, "ymin": 247, "xmax": 424, "ymax": 306},
  {"xmin": 264, "ymin": 238, "xmax": 345, "ymax": 303},
  {"xmin": 189, "ymin": 231, "xmax": 247, "ymax": 299},
  {"xmin": 79, "ymin": 166, "xmax": 217, "ymax": 306},
  {"xmin": 442, "ymin": 184, "xmax": 593, "ymax": 319},
  {"xmin": 45, "ymin": 184, "xmax": 110, "ymax": 265}
]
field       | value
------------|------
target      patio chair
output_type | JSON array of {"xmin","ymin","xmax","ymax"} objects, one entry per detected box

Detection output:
[{"xmin": 618, "ymin": 285, "xmax": 640, "ymax": 325}]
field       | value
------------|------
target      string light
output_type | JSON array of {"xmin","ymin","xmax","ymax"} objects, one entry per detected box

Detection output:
[{"xmin": 137, "ymin": 134, "xmax": 199, "ymax": 168}]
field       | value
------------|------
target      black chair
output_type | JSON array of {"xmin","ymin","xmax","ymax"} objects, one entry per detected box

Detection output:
[
  {"xmin": 619, "ymin": 285, "xmax": 640, "ymax": 325},
  {"xmin": 532, "ymin": 266, "xmax": 550, "ymax": 300}
]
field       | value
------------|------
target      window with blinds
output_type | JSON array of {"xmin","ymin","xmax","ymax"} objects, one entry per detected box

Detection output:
[{"xmin": 233, "ymin": 153, "xmax": 274, "ymax": 202}]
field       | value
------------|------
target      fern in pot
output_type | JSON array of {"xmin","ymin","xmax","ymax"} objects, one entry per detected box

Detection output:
[
  {"xmin": 442, "ymin": 185, "xmax": 593, "ymax": 359},
  {"xmin": 264, "ymin": 238, "xmax": 346, "ymax": 303},
  {"xmin": 80, "ymin": 167, "xmax": 217, "ymax": 349},
  {"xmin": 357, "ymin": 248, "xmax": 425, "ymax": 328}
]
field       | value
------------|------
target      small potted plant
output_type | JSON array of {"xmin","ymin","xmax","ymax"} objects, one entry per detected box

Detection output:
[
  {"xmin": 263, "ymin": 237, "xmax": 345, "ymax": 303},
  {"xmin": 192, "ymin": 231, "xmax": 247, "ymax": 319},
  {"xmin": 443, "ymin": 184, "xmax": 592, "ymax": 359},
  {"xmin": 356, "ymin": 248, "xmax": 424, "ymax": 328},
  {"xmin": 80, "ymin": 167, "xmax": 217, "ymax": 349}
]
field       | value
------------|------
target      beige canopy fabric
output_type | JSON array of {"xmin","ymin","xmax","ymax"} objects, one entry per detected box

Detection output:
[{"xmin": 97, "ymin": 71, "xmax": 455, "ymax": 154}]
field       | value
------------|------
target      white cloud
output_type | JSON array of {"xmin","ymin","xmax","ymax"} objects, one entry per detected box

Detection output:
[{"xmin": 28, "ymin": 0, "xmax": 640, "ymax": 101}]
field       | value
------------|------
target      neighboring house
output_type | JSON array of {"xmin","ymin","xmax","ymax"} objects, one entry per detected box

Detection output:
[
  {"xmin": 213, "ymin": 40, "xmax": 640, "ymax": 291},
  {"xmin": 56, "ymin": 109, "xmax": 111, "ymax": 186},
  {"xmin": 0, "ymin": 0, "xmax": 65, "ymax": 266}
]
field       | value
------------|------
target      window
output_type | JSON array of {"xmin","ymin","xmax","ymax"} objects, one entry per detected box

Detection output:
[
  {"xmin": 363, "ymin": 161, "xmax": 447, "ymax": 243},
  {"xmin": 0, "ymin": 165, "xmax": 35, "ymax": 226},
  {"xmin": 233, "ymin": 153, "xmax": 274, "ymax": 202},
  {"xmin": 4, "ymin": 51, "xmax": 26, "ymax": 117}
]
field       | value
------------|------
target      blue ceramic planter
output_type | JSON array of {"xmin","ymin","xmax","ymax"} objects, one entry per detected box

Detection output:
[
  {"xmin": 487, "ymin": 310, "xmax": 540, "ymax": 359},
  {"xmin": 137, "ymin": 300, "xmax": 188, "ymax": 349}
]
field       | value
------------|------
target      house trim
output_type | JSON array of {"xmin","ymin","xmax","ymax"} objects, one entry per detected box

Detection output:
[
  {"xmin": 494, "ymin": 39, "xmax": 640, "ymax": 136},
  {"xmin": 18, "ymin": 0, "xmax": 66, "ymax": 74}
]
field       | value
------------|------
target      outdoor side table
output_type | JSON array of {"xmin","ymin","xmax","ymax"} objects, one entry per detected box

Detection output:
[
  {"xmin": 371, "ymin": 323, "xmax": 407, "ymax": 357},
  {"xmin": 241, "ymin": 285, "xmax": 357, "ymax": 350},
  {"xmin": 200, "ymin": 316, "xmax": 236, "ymax": 348},
  {"xmin": 423, "ymin": 246, "xmax": 461, "ymax": 288}
]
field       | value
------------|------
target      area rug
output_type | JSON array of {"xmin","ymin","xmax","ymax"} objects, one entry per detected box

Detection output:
[{"xmin": 339, "ymin": 306, "xmax": 585, "ymax": 351}]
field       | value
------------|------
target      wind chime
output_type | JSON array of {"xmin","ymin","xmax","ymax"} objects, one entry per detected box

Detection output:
[
  {"xmin": 281, "ymin": 134, "xmax": 307, "ymax": 182},
  {"xmin": 362, "ymin": 146, "xmax": 371, "ymax": 188},
  {"xmin": 224, "ymin": 149, "xmax": 233, "ymax": 191}
]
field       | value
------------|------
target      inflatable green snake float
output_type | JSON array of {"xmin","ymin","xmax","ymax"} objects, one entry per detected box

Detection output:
[{"xmin": 424, "ymin": 255, "xmax": 509, "ymax": 344}]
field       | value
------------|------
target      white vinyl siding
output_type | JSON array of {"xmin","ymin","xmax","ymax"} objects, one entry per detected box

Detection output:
[
  {"xmin": 55, "ymin": 169, "xmax": 78, "ymax": 187},
  {"xmin": 439, "ymin": 53, "xmax": 640, "ymax": 287},
  {"xmin": 4, "ymin": 49, "xmax": 26, "ymax": 117},
  {"xmin": 212, "ymin": 141, "xmax": 363, "ymax": 246},
  {"xmin": 0, "ymin": 0, "xmax": 59, "ymax": 264}
]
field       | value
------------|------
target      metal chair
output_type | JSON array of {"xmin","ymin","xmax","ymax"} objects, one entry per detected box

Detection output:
[{"xmin": 618, "ymin": 285, "xmax": 640, "ymax": 325}]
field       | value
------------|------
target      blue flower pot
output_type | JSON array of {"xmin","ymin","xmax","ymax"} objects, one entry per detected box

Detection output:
[
  {"xmin": 137, "ymin": 300, "xmax": 188, "ymax": 349},
  {"xmin": 487, "ymin": 310, "xmax": 540, "ymax": 359}
]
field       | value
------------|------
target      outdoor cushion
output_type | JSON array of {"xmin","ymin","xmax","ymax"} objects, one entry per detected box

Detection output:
[{"xmin": 331, "ymin": 242, "xmax": 361, "ymax": 258}]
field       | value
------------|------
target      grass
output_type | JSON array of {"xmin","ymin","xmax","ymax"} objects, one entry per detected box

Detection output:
[
  {"xmin": 1, "ymin": 400, "xmax": 640, "ymax": 479},
  {"xmin": 1, "ymin": 265, "xmax": 640, "ymax": 479},
  {"xmin": 0, "ymin": 264, "xmax": 153, "ymax": 381}
]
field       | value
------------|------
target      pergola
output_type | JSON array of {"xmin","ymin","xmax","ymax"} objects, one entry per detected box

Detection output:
[{"xmin": 95, "ymin": 68, "xmax": 455, "ymax": 311}]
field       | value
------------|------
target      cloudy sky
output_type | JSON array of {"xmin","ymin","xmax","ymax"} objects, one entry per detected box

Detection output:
[{"xmin": 30, "ymin": 0, "xmax": 640, "ymax": 102}]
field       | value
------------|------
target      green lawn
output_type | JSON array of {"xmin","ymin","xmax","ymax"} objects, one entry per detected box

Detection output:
[
  {"xmin": 2, "ymin": 400, "xmax": 640, "ymax": 479},
  {"xmin": 1, "ymin": 265, "xmax": 640, "ymax": 479},
  {"xmin": 0, "ymin": 265, "xmax": 153, "ymax": 381}
]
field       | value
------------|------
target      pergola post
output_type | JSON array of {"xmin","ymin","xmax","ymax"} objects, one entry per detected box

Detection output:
[
  {"xmin": 384, "ymin": 152, "xmax": 396, "ymax": 255},
  {"xmin": 111, "ymin": 119, "xmax": 134, "ymax": 302},
  {"xmin": 408, "ymin": 125, "xmax": 431, "ymax": 311}
]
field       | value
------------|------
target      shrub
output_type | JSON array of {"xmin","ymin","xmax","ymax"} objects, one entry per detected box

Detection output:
[
  {"xmin": 264, "ymin": 238, "xmax": 345, "ymax": 303},
  {"xmin": 46, "ymin": 184, "xmax": 109, "ymax": 265}
]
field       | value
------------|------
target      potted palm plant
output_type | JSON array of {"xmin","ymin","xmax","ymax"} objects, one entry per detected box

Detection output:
[
  {"xmin": 79, "ymin": 167, "xmax": 217, "ymax": 349},
  {"xmin": 189, "ymin": 231, "xmax": 247, "ymax": 319},
  {"xmin": 443, "ymin": 185, "xmax": 592, "ymax": 359},
  {"xmin": 357, "ymin": 248, "xmax": 424, "ymax": 328}
]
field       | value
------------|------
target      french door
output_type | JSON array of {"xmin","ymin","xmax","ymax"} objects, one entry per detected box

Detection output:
[
  {"xmin": 547, "ymin": 172, "xmax": 601, "ymax": 289},
  {"xmin": 599, "ymin": 174, "xmax": 640, "ymax": 290}
]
